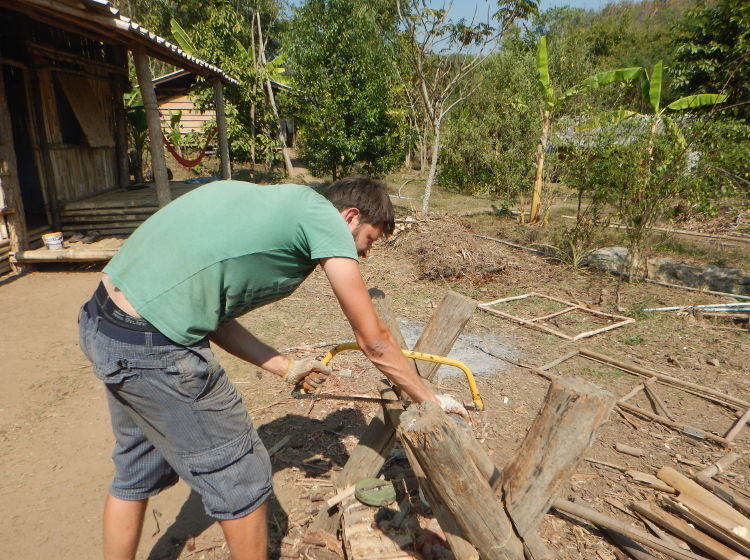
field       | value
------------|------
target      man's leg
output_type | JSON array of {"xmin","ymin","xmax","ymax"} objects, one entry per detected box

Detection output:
[
  {"xmin": 219, "ymin": 502, "xmax": 268, "ymax": 560},
  {"xmin": 103, "ymin": 494, "xmax": 148, "ymax": 560}
]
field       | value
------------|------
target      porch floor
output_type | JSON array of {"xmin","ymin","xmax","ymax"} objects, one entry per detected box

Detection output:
[{"xmin": 13, "ymin": 180, "xmax": 211, "ymax": 264}]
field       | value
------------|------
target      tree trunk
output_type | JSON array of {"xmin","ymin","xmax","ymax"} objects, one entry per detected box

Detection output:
[
  {"xmin": 528, "ymin": 111, "xmax": 550, "ymax": 225},
  {"xmin": 255, "ymin": 12, "xmax": 294, "ymax": 178},
  {"xmin": 250, "ymin": 11, "xmax": 257, "ymax": 167},
  {"xmin": 422, "ymin": 117, "xmax": 441, "ymax": 214},
  {"xmin": 212, "ymin": 79, "xmax": 231, "ymax": 180},
  {"xmin": 133, "ymin": 49, "xmax": 170, "ymax": 207}
]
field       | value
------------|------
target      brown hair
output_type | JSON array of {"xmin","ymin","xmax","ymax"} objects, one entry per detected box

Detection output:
[{"xmin": 324, "ymin": 175, "xmax": 395, "ymax": 235}]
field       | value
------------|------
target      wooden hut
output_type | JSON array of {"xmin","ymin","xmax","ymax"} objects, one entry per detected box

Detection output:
[{"xmin": 0, "ymin": 0, "xmax": 236, "ymax": 275}]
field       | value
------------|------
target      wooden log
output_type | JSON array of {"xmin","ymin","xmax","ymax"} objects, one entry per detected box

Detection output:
[
  {"xmin": 551, "ymin": 498, "xmax": 709, "ymax": 560},
  {"xmin": 114, "ymin": 67, "xmax": 130, "ymax": 188},
  {"xmin": 399, "ymin": 401, "xmax": 525, "ymax": 560},
  {"xmin": 411, "ymin": 292, "xmax": 477, "ymax": 382},
  {"xmin": 368, "ymin": 289, "xmax": 479, "ymax": 560},
  {"xmin": 657, "ymin": 467, "xmax": 750, "ymax": 531},
  {"xmin": 212, "ymin": 78, "xmax": 231, "ymax": 180},
  {"xmin": 633, "ymin": 501, "xmax": 745, "ymax": 560},
  {"xmin": 502, "ymin": 376, "xmax": 614, "ymax": 535},
  {"xmin": 579, "ymin": 349, "xmax": 750, "ymax": 410},
  {"xmin": 133, "ymin": 48, "xmax": 170, "ymax": 208}
]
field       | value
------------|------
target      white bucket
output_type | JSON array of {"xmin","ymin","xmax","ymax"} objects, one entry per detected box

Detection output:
[{"xmin": 42, "ymin": 232, "xmax": 64, "ymax": 250}]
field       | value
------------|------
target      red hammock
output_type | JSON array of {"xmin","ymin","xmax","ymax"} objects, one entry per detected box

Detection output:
[{"xmin": 162, "ymin": 127, "xmax": 218, "ymax": 168}]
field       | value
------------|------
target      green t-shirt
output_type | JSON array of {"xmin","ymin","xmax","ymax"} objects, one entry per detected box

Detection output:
[{"xmin": 104, "ymin": 181, "xmax": 357, "ymax": 345}]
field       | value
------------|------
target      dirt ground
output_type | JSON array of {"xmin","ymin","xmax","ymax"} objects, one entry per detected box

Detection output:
[{"xmin": 1, "ymin": 211, "xmax": 748, "ymax": 560}]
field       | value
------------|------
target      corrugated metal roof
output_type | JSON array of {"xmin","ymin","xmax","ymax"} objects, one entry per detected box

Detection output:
[{"xmin": 6, "ymin": 0, "xmax": 238, "ymax": 84}]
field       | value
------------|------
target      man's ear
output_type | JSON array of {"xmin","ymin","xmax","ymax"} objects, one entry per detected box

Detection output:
[{"xmin": 340, "ymin": 207, "xmax": 361, "ymax": 228}]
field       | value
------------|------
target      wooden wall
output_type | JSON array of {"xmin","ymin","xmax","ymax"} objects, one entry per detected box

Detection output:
[
  {"xmin": 35, "ymin": 67, "xmax": 120, "ymax": 204},
  {"xmin": 159, "ymin": 94, "xmax": 216, "ymax": 135}
]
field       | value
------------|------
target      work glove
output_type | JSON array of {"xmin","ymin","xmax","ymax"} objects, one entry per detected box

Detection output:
[
  {"xmin": 284, "ymin": 359, "xmax": 332, "ymax": 393},
  {"xmin": 436, "ymin": 394, "xmax": 471, "ymax": 423}
]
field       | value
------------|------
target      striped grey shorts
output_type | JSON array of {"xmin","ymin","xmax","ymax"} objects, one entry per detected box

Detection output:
[{"xmin": 78, "ymin": 293, "xmax": 273, "ymax": 520}]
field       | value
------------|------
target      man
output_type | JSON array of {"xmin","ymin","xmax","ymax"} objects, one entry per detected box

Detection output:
[{"xmin": 79, "ymin": 175, "xmax": 467, "ymax": 560}]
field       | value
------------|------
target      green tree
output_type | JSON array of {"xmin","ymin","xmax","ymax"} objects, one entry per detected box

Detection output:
[
  {"xmin": 672, "ymin": 0, "xmax": 750, "ymax": 122},
  {"xmin": 397, "ymin": 0, "xmax": 538, "ymax": 213},
  {"xmin": 284, "ymin": 0, "xmax": 403, "ymax": 180},
  {"xmin": 579, "ymin": 61, "xmax": 726, "ymax": 277}
]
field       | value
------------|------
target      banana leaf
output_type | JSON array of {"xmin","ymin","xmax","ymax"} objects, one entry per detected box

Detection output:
[
  {"xmin": 536, "ymin": 36, "xmax": 554, "ymax": 105},
  {"xmin": 667, "ymin": 93, "xmax": 728, "ymax": 110},
  {"xmin": 578, "ymin": 67, "xmax": 643, "ymax": 91},
  {"xmin": 649, "ymin": 61, "xmax": 663, "ymax": 113},
  {"xmin": 170, "ymin": 18, "xmax": 197, "ymax": 55},
  {"xmin": 577, "ymin": 109, "xmax": 637, "ymax": 131}
]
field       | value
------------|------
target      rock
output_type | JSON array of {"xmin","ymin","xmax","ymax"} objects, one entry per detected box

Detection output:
[
  {"xmin": 582, "ymin": 247, "xmax": 750, "ymax": 295},
  {"xmin": 707, "ymin": 358, "xmax": 720, "ymax": 367}
]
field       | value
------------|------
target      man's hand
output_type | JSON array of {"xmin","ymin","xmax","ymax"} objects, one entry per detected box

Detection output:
[
  {"xmin": 284, "ymin": 359, "xmax": 332, "ymax": 392},
  {"xmin": 436, "ymin": 394, "xmax": 471, "ymax": 423}
]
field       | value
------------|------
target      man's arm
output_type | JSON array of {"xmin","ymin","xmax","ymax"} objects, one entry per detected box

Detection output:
[
  {"xmin": 209, "ymin": 319, "xmax": 289, "ymax": 376},
  {"xmin": 321, "ymin": 256, "xmax": 439, "ymax": 404}
]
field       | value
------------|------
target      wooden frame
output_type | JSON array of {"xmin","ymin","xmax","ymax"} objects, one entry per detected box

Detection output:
[
  {"xmin": 533, "ymin": 349, "xmax": 746, "ymax": 446},
  {"xmin": 479, "ymin": 292, "xmax": 634, "ymax": 340}
]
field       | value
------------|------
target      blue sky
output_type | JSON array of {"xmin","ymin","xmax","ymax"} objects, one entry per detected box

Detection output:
[{"xmin": 448, "ymin": 0, "xmax": 610, "ymax": 21}]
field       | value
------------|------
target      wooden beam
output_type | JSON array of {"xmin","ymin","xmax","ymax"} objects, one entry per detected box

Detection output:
[
  {"xmin": 502, "ymin": 376, "xmax": 614, "ymax": 537},
  {"xmin": 412, "ymin": 291, "xmax": 477, "ymax": 382},
  {"xmin": 133, "ymin": 48, "xmax": 170, "ymax": 207},
  {"xmin": 212, "ymin": 78, "xmax": 231, "ymax": 180},
  {"xmin": 13, "ymin": 248, "xmax": 117, "ymax": 262},
  {"xmin": 0, "ymin": 65, "xmax": 28, "ymax": 274},
  {"xmin": 399, "ymin": 401, "xmax": 525, "ymax": 560}
]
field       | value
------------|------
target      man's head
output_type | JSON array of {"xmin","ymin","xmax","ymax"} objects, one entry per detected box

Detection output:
[{"xmin": 324, "ymin": 175, "xmax": 395, "ymax": 257}]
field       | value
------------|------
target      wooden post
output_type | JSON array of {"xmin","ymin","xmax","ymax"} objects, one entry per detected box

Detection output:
[
  {"xmin": 0, "ymin": 65, "xmax": 27, "ymax": 274},
  {"xmin": 212, "ymin": 78, "xmax": 231, "ymax": 180},
  {"xmin": 502, "ymin": 376, "xmax": 614, "ymax": 535},
  {"xmin": 114, "ymin": 69, "xmax": 130, "ymax": 188},
  {"xmin": 132, "ymin": 49, "xmax": 170, "ymax": 207},
  {"xmin": 399, "ymin": 401, "xmax": 525, "ymax": 560},
  {"xmin": 412, "ymin": 291, "xmax": 477, "ymax": 382}
]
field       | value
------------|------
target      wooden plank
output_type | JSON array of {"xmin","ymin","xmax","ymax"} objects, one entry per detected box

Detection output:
[
  {"xmin": 666, "ymin": 497, "xmax": 750, "ymax": 557},
  {"xmin": 695, "ymin": 477, "xmax": 750, "ymax": 518},
  {"xmin": 633, "ymin": 501, "xmax": 745, "ymax": 560},
  {"xmin": 399, "ymin": 401, "xmax": 525, "ymax": 560},
  {"xmin": 501, "ymin": 376, "xmax": 614, "ymax": 536},
  {"xmin": 723, "ymin": 408, "xmax": 750, "ymax": 445},
  {"xmin": 412, "ymin": 291, "xmax": 477, "ymax": 381},
  {"xmin": 619, "ymin": 402, "xmax": 732, "ymax": 446}
]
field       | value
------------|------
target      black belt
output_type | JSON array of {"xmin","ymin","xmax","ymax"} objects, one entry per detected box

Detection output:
[{"xmin": 85, "ymin": 283, "xmax": 208, "ymax": 348}]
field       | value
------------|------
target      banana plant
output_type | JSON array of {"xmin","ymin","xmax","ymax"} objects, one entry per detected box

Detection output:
[
  {"xmin": 578, "ymin": 61, "xmax": 726, "ymax": 277},
  {"xmin": 527, "ymin": 36, "xmax": 642, "ymax": 224}
]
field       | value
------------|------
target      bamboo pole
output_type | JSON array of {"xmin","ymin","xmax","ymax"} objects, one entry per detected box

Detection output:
[
  {"xmin": 133, "ymin": 48, "xmax": 170, "ymax": 207},
  {"xmin": 552, "ymin": 498, "xmax": 709, "ymax": 560},
  {"xmin": 212, "ymin": 78, "xmax": 231, "ymax": 180},
  {"xmin": 633, "ymin": 501, "xmax": 745, "ymax": 560}
]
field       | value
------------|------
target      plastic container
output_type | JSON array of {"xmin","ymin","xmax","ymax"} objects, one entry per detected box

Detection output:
[{"xmin": 42, "ymin": 232, "xmax": 64, "ymax": 250}]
